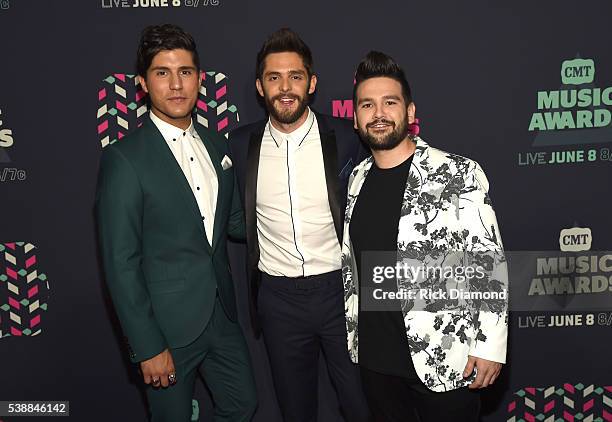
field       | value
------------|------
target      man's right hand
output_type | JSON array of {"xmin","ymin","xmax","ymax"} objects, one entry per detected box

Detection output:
[{"xmin": 140, "ymin": 349, "xmax": 176, "ymax": 388}]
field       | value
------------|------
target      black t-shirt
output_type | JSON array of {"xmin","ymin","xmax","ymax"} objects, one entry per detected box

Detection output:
[{"xmin": 349, "ymin": 154, "xmax": 417, "ymax": 378}]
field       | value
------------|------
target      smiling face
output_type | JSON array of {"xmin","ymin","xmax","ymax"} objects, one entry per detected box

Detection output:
[
  {"xmin": 138, "ymin": 48, "xmax": 200, "ymax": 130},
  {"xmin": 256, "ymin": 51, "xmax": 317, "ymax": 129},
  {"xmin": 354, "ymin": 76, "xmax": 415, "ymax": 151}
]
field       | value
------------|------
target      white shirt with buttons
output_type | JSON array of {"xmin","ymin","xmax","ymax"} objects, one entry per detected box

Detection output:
[
  {"xmin": 256, "ymin": 108, "xmax": 342, "ymax": 277},
  {"xmin": 149, "ymin": 111, "xmax": 218, "ymax": 245}
]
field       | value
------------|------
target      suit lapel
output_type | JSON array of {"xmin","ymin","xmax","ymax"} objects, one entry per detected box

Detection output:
[
  {"xmin": 245, "ymin": 127, "xmax": 265, "ymax": 270},
  {"xmin": 344, "ymin": 157, "xmax": 373, "ymax": 228},
  {"xmin": 146, "ymin": 118, "xmax": 211, "ymax": 252},
  {"xmin": 319, "ymin": 127, "xmax": 343, "ymax": 244},
  {"xmin": 399, "ymin": 137, "xmax": 427, "ymax": 221},
  {"xmin": 194, "ymin": 126, "xmax": 224, "ymax": 252}
]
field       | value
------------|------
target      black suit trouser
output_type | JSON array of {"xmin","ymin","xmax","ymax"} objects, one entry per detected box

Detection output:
[{"xmin": 258, "ymin": 270, "xmax": 370, "ymax": 422}]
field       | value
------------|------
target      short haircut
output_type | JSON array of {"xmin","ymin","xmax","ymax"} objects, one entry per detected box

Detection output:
[
  {"xmin": 136, "ymin": 24, "xmax": 200, "ymax": 78},
  {"xmin": 256, "ymin": 28, "xmax": 314, "ymax": 79},
  {"xmin": 353, "ymin": 51, "xmax": 412, "ymax": 105}
]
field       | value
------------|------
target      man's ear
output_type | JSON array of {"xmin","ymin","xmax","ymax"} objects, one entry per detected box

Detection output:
[
  {"xmin": 407, "ymin": 102, "xmax": 416, "ymax": 124},
  {"xmin": 138, "ymin": 75, "xmax": 149, "ymax": 93},
  {"xmin": 353, "ymin": 111, "xmax": 358, "ymax": 130},
  {"xmin": 255, "ymin": 79, "xmax": 264, "ymax": 97},
  {"xmin": 308, "ymin": 74, "xmax": 318, "ymax": 95}
]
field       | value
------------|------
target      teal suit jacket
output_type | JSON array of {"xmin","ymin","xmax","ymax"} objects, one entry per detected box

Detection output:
[{"xmin": 95, "ymin": 116, "xmax": 245, "ymax": 363}]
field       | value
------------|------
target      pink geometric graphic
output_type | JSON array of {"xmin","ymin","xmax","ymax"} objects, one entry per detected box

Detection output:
[
  {"xmin": 0, "ymin": 242, "xmax": 50, "ymax": 339},
  {"xmin": 507, "ymin": 384, "xmax": 612, "ymax": 421}
]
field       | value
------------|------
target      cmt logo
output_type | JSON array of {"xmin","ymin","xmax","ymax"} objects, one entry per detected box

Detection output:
[
  {"xmin": 559, "ymin": 227, "xmax": 592, "ymax": 252},
  {"xmin": 561, "ymin": 58, "xmax": 595, "ymax": 85},
  {"xmin": 0, "ymin": 109, "xmax": 14, "ymax": 148},
  {"xmin": 528, "ymin": 55, "xmax": 612, "ymax": 145},
  {"xmin": 0, "ymin": 0, "xmax": 9, "ymax": 10},
  {"xmin": 97, "ymin": 72, "xmax": 239, "ymax": 148},
  {"xmin": 0, "ymin": 242, "xmax": 50, "ymax": 339}
]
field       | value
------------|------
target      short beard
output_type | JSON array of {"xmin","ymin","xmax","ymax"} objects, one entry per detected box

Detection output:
[
  {"xmin": 359, "ymin": 118, "xmax": 410, "ymax": 151},
  {"xmin": 264, "ymin": 85, "xmax": 310, "ymax": 124}
]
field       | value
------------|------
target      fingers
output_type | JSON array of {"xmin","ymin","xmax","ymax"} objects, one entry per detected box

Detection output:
[
  {"xmin": 468, "ymin": 366, "xmax": 486, "ymax": 389},
  {"xmin": 468, "ymin": 360, "xmax": 502, "ymax": 389},
  {"xmin": 463, "ymin": 356, "xmax": 476, "ymax": 379},
  {"xmin": 488, "ymin": 367, "xmax": 500, "ymax": 385},
  {"xmin": 480, "ymin": 370, "xmax": 494, "ymax": 388},
  {"xmin": 489, "ymin": 366, "xmax": 501, "ymax": 385},
  {"xmin": 156, "ymin": 368, "xmax": 177, "ymax": 388},
  {"xmin": 139, "ymin": 350, "xmax": 177, "ymax": 388},
  {"xmin": 159, "ymin": 373, "xmax": 169, "ymax": 388},
  {"xmin": 166, "ymin": 354, "xmax": 177, "ymax": 386},
  {"xmin": 145, "ymin": 370, "xmax": 173, "ymax": 388},
  {"xmin": 168, "ymin": 372, "xmax": 177, "ymax": 386}
]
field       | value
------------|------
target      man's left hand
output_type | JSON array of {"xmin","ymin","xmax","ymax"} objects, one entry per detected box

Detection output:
[{"xmin": 463, "ymin": 355, "xmax": 502, "ymax": 389}]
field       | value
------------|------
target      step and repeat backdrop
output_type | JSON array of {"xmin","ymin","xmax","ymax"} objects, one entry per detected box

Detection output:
[{"xmin": 1, "ymin": 1, "xmax": 611, "ymax": 421}]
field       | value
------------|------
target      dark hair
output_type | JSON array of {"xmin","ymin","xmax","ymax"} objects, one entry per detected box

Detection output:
[
  {"xmin": 136, "ymin": 24, "xmax": 200, "ymax": 77},
  {"xmin": 353, "ymin": 51, "xmax": 412, "ymax": 105},
  {"xmin": 256, "ymin": 28, "xmax": 314, "ymax": 79}
]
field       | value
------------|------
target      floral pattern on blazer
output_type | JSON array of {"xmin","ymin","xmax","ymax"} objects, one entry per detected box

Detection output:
[{"xmin": 342, "ymin": 137, "xmax": 508, "ymax": 392}]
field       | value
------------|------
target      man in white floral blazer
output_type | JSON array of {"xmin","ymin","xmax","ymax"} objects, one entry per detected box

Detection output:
[{"xmin": 343, "ymin": 51, "xmax": 508, "ymax": 421}]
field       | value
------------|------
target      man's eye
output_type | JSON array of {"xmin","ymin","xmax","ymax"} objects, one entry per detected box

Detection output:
[
  {"xmin": 268, "ymin": 76, "xmax": 278, "ymax": 81},
  {"xmin": 181, "ymin": 70, "xmax": 192, "ymax": 75},
  {"xmin": 292, "ymin": 75, "xmax": 303, "ymax": 80},
  {"xmin": 156, "ymin": 71, "xmax": 167, "ymax": 76},
  {"xmin": 386, "ymin": 101, "xmax": 397, "ymax": 105},
  {"xmin": 361, "ymin": 103, "xmax": 372, "ymax": 109}
]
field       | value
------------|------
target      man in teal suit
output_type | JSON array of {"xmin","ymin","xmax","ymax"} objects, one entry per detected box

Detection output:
[{"xmin": 95, "ymin": 24, "xmax": 256, "ymax": 421}]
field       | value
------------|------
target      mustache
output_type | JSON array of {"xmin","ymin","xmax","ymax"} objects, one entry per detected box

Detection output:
[
  {"xmin": 366, "ymin": 119, "xmax": 395, "ymax": 128},
  {"xmin": 271, "ymin": 93, "xmax": 301, "ymax": 102}
]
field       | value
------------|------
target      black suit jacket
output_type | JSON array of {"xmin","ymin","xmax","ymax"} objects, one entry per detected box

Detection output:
[{"xmin": 229, "ymin": 110, "xmax": 367, "ymax": 337}]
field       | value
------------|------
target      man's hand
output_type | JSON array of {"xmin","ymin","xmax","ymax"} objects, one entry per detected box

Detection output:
[
  {"xmin": 140, "ymin": 349, "xmax": 177, "ymax": 388},
  {"xmin": 463, "ymin": 355, "xmax": 502, "ymax": 389}
]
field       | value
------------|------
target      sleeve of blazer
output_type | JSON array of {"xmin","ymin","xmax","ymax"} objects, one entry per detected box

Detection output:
[
  {"xmin": 460, "ymin": 161, "xmax": 508, "ymax": 364},
  {"xmin": 95, "ymin": 146, "xmax": 167, "ymax": 363},
  {"xmin": 219, "ymin": 132, "xmax": 245, "ymax": 241},
  {"xmin": 227, "ymin": 171, "xmax": 246, "ymax": 241}
]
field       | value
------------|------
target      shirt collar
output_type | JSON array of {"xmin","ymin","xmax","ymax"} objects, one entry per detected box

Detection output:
[
  {"xmin": 267, "ymin": 107, "xmax": 314, "ymax": 148},
  {"xmin": 149, "ymin": 111, "xmax": 198, "ymax": 143}
]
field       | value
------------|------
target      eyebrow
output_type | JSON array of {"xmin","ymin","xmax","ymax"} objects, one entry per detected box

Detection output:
[
  {"xmin": 264, "ymin": 69, "xmax": 307, "ymax": 77},
  {"xmin": 357, "ymin": 95, "xmax": 402, "ymax": 105},
  {"xmin": 149, "ymin": 65, "xmax": 197, "ymax": 71}
]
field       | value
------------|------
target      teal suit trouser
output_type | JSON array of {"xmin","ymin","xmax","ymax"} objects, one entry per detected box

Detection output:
[{"xmin": 145, "ymin": 296, "xmax": 257, "ymax": 421}]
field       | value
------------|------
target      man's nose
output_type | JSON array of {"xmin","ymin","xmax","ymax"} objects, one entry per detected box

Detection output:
[{"xmin": 170, "ymin": 73, "xmax": 182, "ymax": 90}]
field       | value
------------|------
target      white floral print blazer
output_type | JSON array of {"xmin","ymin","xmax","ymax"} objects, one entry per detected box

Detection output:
[{"xmin": 342, "ymin": 137, "xmax": 508, "ymax": 392}]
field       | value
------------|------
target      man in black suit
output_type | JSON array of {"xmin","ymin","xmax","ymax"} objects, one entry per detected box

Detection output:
[{"xmin": 229, "ymin": 28, "xmax": 369, "ymax": 422}]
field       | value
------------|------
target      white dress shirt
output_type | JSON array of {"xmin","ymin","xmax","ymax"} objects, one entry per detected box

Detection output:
[
  {"xmin": 150, "ymin": 111, "xmax": 218, "ymax": 245},
  {"xmin": 256, "ymin": 108, "xmax": 342, "ymax": 277}
]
